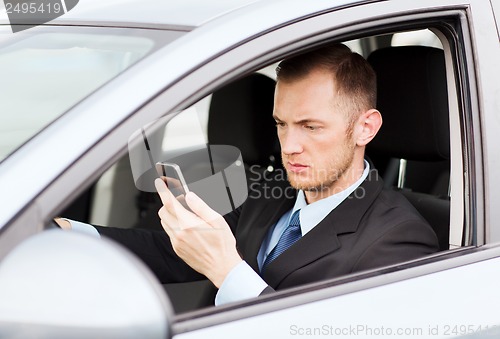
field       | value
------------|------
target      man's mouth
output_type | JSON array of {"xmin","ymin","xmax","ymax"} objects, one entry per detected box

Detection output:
[{"xmin": 287, "ymin": 162, "xmax": 309, "ymax": 173}]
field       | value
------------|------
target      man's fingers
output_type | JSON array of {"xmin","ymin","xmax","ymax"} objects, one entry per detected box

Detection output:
[
  {"xmin": 155, "ymin": 178, "xmax": 173, "ymax": 206},
  {"xmin": 156, "ymin": 178, "xmax": 209, "ymax": 229},
  {"xmin": 161, "ymin": 219, "xmax": 175, "ymax": 239},
  {"xmin": 185, "ymin": 192, "xmax": 226, "ymax": 228},
  {"xmin": 158, "ymin": 206, "xmax": 181, "ymax": 232},
  {"xmin": 54, "ymin": 218, "xmax": 72, "ymax": 230},
  {"xmin": 155, "ymin": 178, "xmax": 192, "ymax": 218}
]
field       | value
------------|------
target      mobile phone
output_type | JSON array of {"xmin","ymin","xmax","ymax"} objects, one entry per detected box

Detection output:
[{"xmin": 155, "ymin": 162, "xmax": 190, "ymax": 199}]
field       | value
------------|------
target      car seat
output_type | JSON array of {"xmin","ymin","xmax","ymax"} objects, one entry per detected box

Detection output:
[
  {"xmin": 367, "ymin": 46, "xmax": 451, "ymax": 251},
  {"xmin": 208, "ymin": 73, "xmax": 280, "ymax": 179}
]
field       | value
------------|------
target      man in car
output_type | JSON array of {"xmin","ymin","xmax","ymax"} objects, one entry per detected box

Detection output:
[{"xmin": 56, "ymin": 43, "xmax": 439, "ymax": 305}]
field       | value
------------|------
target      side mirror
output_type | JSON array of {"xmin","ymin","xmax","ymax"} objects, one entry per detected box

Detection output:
[{"xmin": 0, "ymin": 230, "xmax": 173, "ymax": 339}]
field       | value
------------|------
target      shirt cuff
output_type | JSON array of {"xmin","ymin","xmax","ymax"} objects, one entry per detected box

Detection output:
[
  {"xmin": 215, "ymin": 261, "xmax": 268, "ymax": 306},
  {"xmin": 63, "ymin": 218, "xmax": 101, "ymax": 238}
]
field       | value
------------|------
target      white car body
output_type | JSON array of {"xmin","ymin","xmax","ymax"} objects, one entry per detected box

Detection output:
[{"xmin": 1, "ymin": 0, "xmax": 500, "ymax": 338}]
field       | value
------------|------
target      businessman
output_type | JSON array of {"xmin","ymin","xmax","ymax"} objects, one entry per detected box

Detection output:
[{"xmin": 57, "ymin": 43, "xmax": 439, "ymax": 305}]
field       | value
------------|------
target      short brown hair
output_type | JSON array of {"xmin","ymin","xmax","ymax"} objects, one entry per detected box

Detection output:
[{"xmin": 276, "ymin": 43, "xmax": 377, "ymax": 126}]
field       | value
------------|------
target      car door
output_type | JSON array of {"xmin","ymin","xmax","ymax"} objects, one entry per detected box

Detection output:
[{"xmin": 2, "ymin": 0, "xmax": 500, "ymax": 337}]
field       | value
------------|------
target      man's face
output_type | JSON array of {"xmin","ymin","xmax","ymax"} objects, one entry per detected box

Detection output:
[{"xmin": 273, "ymin": 69, "xmax": 360, "ymax": 198}]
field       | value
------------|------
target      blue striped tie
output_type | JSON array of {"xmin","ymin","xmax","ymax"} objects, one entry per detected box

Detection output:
[{"xmin": 261, "ymin": 210, "xmax": 302, "ymax": 274}]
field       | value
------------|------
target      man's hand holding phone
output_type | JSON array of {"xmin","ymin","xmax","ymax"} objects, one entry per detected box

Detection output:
[
  {"xmin": 155, "ymin": 162, "xmax": 192, "ymax": 209},
  {"xmin": 154, "ymin": 178, "xmax": 242, "ymax": 288},
  {"xmin": 159, "ymin": 177, "xmax": 190, "ymax": 212}
]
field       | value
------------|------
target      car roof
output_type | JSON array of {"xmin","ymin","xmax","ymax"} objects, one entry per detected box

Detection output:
[
  {"xmin": 0, "ymin": 0, "xmax": 368, "ymax": 31},
  {"xmin": 0, "ymin": 0, "xmax": 263, "ymax": 31}
]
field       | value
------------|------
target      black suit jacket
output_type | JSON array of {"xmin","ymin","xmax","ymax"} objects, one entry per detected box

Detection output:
[{"xmin": 97, "ymin": 173, "xmax": 439, "ymax": 293}]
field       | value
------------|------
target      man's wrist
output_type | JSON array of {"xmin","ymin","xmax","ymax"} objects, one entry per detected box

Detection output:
[{"xmin": 210, "ymin": 255, "xmax": 243, "ymax": 288}]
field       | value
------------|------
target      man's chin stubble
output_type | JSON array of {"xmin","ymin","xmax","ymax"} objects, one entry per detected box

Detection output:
[
  {"xmin": 286, "ymin": 167, "xmax": 350, "ymax": 193},
  {"xmin": 287, "ymin": 175, "xmax": 339, "ymax": 193}
]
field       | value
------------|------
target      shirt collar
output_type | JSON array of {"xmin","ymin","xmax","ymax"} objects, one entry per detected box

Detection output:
[{"xmin": 291, "ymin": 160, "xmax": 370, "ymax": 236}]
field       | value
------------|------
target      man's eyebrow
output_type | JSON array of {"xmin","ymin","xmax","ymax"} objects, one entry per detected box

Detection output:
[
  {"xmin": 273, "ymin": 115, "xmax": 323, "ymax": 124},
  {"xmin": 295, "ymin": 118, "xmax": 323, "ymax": 124},
  {"xmin": 273, "ymin": 114, "xmax": 325, "ymax": 125}
]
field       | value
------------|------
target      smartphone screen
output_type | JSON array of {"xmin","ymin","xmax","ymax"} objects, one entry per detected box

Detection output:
[{"xmin": 155, "ymin": 162, "xmax": 189, "ymax": 199}]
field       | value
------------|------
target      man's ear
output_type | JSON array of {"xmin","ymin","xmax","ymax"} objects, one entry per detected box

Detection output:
[{"xmin": 355, "ymin": 109, "xmax": 382, "ymax": 147}]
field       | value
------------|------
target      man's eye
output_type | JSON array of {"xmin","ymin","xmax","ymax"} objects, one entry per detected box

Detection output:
[
  {"xmin": 305, "ymin": 125, "xmax": 317, "ymax": 131},
  {"xmin": 276, "ymin": 122, "xmax": 285, "ymax": 128}
]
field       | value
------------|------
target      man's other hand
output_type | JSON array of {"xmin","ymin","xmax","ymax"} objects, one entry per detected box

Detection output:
[{"xmin": 54, "ymin": 218, "xmax": 72, "ymax": 230}]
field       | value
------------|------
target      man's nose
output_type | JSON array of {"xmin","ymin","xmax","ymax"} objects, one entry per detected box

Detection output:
[{"xmin": 280, "ymin": 129, "xmax": 303, "ymax": 155}]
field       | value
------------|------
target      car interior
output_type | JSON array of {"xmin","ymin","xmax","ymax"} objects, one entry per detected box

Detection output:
[{"xmin": 58, "ymin": 28, "xmax": 456, "ymax": 314}]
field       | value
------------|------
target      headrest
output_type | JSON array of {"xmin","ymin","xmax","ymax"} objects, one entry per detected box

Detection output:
[
  {"xmin": 367, "ymin": 46, "xmax": 450, "ymax": 161},
  {"xmin": 208, "ymin": 73, "xmax": 279, "ymax": 166}
]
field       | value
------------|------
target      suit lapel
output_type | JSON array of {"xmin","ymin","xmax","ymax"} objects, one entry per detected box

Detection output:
[{"xmin": 262, "ymin": 176, "xmax": 383, "ymax": 288}]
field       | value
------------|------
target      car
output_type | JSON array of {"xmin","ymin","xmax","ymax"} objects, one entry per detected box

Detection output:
[{"xmin": 1, "ymin": 0, "xmax": 500, "ymax": 338}]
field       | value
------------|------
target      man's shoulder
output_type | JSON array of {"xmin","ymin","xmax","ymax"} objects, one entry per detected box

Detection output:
[
  {"xmin": 369, "ymin": 187, "xmax": 429, "ymax": 225},
  {"xmin": 351, "ymin": 185, "xmax": 440, "ymax": 264},
  {"xmin": 351, "ymin": 170, "xmax": 426, "ymax": 223}
]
